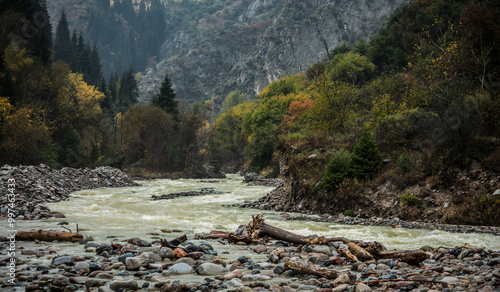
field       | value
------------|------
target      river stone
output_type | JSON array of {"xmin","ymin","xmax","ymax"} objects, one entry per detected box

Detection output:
[
  {"xmin": 355, "ymin": 283, "xmax": 372, "ymax": 291},
  {"xmin": 53, "ymin": 276, "xmax": 69, "ymax": 286},
  {"xmin": 308, "ymin": 245, "xmax": 333, "ymax": 256},
  {"xmin": 21, "ymin": 249, "xmax": 37, "ymax": 255},
  {"xmin": 145, "ymin": 252, "xmax": 162, "ymax": 262},
  {"xmin": 274, "ymin": 264, "xmax": 286, "ymax": 274},
  {"xmin": 298, "ymin": 285, "xmax": 319, "ymax": 290},
  {"xmin": 332, "ymin": 284, "xmax": 350, "ymax": 292},
  {"xmin": 441, "ymin": 276, "xmax": 460, "ymax": 283},
  {"xmin": 52, "ymin": 256, "xmax": 75, "ymax": 266},
  {"xmin": 125, "ymin": 253, "xmax": 149, "ymax": 270},
  {"xmin": 228, "ymin": 278, "xmax": 243, "ymax": 287},
  {"xmin": 118, "ymin": 253, "xmax": 134, "ymax": 263},
  {"xmin": 241, "ymin": 274, "xmax": 271, "ymax": 281},
  {"xmin": 155, "ymin": 247, "xmax": 175, "ymax": 259},
  {"xmin": 168, "ymin": 263, "xmax": 194, "ymax": 274},
  {"xmin": 74, "ymin": 262, "xmax": 90, "ymax": 273},
  {"xmin": 97, "ymin": 286, "xmax": 114, "ymax": 292},
  {"xmin": 175, "ymin": 257, "xmax": 196, "ymax": 266},
  {"xmin": 109, "ymin": 280, "xmax": 138, "ymax": 292},
  {"xmin": 196, "ymin": 263, "xmax": 227, "ymax": 275}
]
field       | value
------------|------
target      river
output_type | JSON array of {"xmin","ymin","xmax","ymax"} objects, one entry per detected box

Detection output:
[{"xmin": 12, "ymin": 174, "xmax": 500, "ymax": 251}]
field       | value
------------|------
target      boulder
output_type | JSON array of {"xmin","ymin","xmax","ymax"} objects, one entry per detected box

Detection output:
[
  {"xmin": 109, "ymin": 280, "xmax": 139, "ymax": 291},
  {"xmin": 196, "ymin": 263, "xmax": 227, "ymax": 276},
  {"xmin": 168, "ymin": 263, "xmax": 194, "ymax": 274}
]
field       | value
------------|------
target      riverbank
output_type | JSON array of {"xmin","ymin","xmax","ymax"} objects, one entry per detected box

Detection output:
[
  {"xmin": 1, "ymin": 229, "xmax": 499, "ymax": 291},
  {"xmin": 242, "ymin": 188, "xmax": 500, "ymax": 237},
  {"xmin": 0, "ymin": 164, "xmax": 138, "ymax": 220}
]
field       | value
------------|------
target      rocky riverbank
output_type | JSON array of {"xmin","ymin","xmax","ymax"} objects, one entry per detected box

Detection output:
[
  {"xmin": 1, "ymin": 230, "xmax": 499, "ymax": 292},
  {"xmin": 243, "ymin": 194, "xmax": 500, "ymax": 237},
  {"xmin": 0, "ymin": 164, "xmax": 138, "ymax": 220}
]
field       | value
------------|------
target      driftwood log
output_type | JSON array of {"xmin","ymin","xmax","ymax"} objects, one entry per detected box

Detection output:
[
  {"xmin": 223, "ymin": 213, "xmax": 430, "ymax": 265},
  {"xmin": 285, "ymin": 258, "xmax": 338, "ymax": 279},
  {"xmin": 16, "ymin": 230, "xmax": 83, "ymax": 242},
  {"xmin": 161, "ymin": 234, "xmax": 188, "ymax": 250}
]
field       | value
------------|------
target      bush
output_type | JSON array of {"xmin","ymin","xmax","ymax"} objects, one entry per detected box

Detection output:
[
  {"xmin": 400, "ymin": 192, "xmax": 418, "ymax": 206},
  {"xmin": 323, "ymin": 149, "xmax": 349, "ymax": 191},
  {"xmin": 397, "ymin": 153, "xmax": 412, "ymax": 173},
  {"xmin": 348, "ymin": 128, "xmax": 382, "ymax": 179},
  {"xmin": 344, "ymin": 209, "xmax": 355, "ymax": 217}
]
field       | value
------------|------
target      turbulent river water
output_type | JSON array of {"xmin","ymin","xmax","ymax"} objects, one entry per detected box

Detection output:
[{"xmin": 15, "ymin": 174, "xmax": 500, "ymax": 250}]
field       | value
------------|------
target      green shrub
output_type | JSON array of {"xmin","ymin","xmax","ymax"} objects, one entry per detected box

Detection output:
[
  {"xmin": 397, "ymin": 153, "xmax": 412, "ymax": 173},
  {"xmin": 400, "ymin": 192, "xmax": 418, "ymax": 206},
  {"xmin": 348, "ymin": 128, "xmax": 382, "ymax": 179},
  {"xmin": 323, "ymin": 148, "xmax": 349, "ymax": 191},
  {"xmin": 344, "ymin": 209, "xmax": 355, "ymax": 217}
]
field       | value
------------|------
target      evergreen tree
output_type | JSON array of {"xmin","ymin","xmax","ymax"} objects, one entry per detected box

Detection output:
[
  {"xmin": 59, "ymin": 128, "xmax": 86, "ymax": 168},
  {"xmin": 117, "ymin": 66, "xmax": 138, "ymax": 112},
  {"xmin": 30, "ymin": 0, "xmax": 52, "ymax": 64},
  {"xmin": 348, "ymin": 128, "xmax": 382, "ymax": 179},
  {"xmin": 53, "ymin": 10, "xmax": 72, "ymax": 63},
  {"xmin": 152, "ymin": 73, "xmax": 178, "ymax": 115},
  {"xmin": 323, "ymin": 149, "xmax": 349, "ymax": 191}
]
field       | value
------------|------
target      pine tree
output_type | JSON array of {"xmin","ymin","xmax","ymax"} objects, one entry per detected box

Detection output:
[
  {"xmin": 348, "ymin": 128, "xmax": 382, "ymax": 179},
  {"xmin": 59, "ymin": 128, "xmax": 85, "ymax": 168},
  {"xmin": 53, "ymin": 10, "xmax": 72, "ymax": 63},
  {"xmin": 117, "ymin": 66, "xmax": 138, "ymax": 112},
  {"xmin": 152, "ymin": 73, "xmax": 178, "ymax": 115},
  {"xmin": 31, "ymin": 0, "xmax": 52, "ymax": 64}
]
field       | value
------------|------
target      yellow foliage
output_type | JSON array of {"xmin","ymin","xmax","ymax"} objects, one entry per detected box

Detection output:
[
  {"xmin": 0, "ymin": 97, "xmax": 13, "ymax": 121},
  {"xmin": 4, "ymin": 41, "xmax": 33, "ymax": 77}
]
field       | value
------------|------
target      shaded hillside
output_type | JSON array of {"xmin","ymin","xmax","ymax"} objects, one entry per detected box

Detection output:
[{"xmin": 138, "ymin": 0, "xmax": 409, "ymax": 104}]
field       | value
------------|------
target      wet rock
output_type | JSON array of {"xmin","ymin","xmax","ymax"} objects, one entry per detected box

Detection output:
[
  {"xmin": 355, "ymin": 283, "xmax": 372, "ymax": 291},
  {"xmin": 196, "ymin": 263, "xmax": 227, "ymax": 275},
  {"xmin": 109, "ymin": 280, "xmax": 138, "ymax": 291},
  {"xmin": 307, "ymin": 245, "xmax": 333, "ymax": 256},
  {"xmin": 85, "ymin": 279, "xmax": 108, "ymax": 290},
  {"xmin": 254, "ymin": 245, "xmax": 268, "ymax": 253},
  {"xmin": 332, "ymin": 284, "xmax": 349, "ymax": 292},
  {"xmin": 125, "ymin": 253, "xmax": 149, "ymax": 270},
  {"xmin": 156, "ymin": 247, "xmax": 175, "ymax": 259},
  {"xmin": 53, "ymin": 276, "xmax": 69, "ymax": 286},
  {"xmin": 168, "ymin": 263, "xmax": 194, "ymax": 274},
  {"xmin": 74, "ymin": 262, "xmax": 90, "ymax": 273},
  {"xmin": 52, "ymin": 256, "xmax": 75, "ymax": 266}
]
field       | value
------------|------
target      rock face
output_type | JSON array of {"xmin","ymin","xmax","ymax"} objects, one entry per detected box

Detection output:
[
  {"xmin": 138, "ymin": 0, "xmax": 409, "ymax": 103},
  {"xmin": 0, "ymin": 164, "xmax": 137, "ymax": 219}
]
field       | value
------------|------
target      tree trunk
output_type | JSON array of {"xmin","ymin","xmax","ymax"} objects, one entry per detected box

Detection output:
[
  {"xmin": 285, "ymin": 258, "xmax": 338, "ymax": 279},
  {"xmin": 16, "ymin": 230, "xmax": 83, "ymax": 242}
]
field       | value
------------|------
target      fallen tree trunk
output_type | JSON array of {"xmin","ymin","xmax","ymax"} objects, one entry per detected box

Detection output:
[
  {"xmin": 16, "ymin": 230, "xmax": 83, "ymax": 242},
  {"xmin": 285, "ymin": 258, "xmax": 338, "ymax": 279},
  {"xmin": 226, "ymin": 213, "xmax": 429, "ymax": 265},
  {"xmin": 375, "ymin": 250, "xmax": 430, "ymax": 265}
]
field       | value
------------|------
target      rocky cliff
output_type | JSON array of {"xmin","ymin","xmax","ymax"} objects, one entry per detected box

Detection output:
[
  {"xmin": 138, "ymin": 0, "xmax": 410, "ymax": 104},
  {"xmin": 46, "ymin": 0, "xmax": 410, "ymax": 105}
]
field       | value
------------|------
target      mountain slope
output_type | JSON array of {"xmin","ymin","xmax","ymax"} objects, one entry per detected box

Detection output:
[
  {"xmin": 47, "ymin": 0, "xmax": 410, "ymax": 105},
  {"xmin": 139, "ymin": 0, "xmax": 410, "ymax": 104}
]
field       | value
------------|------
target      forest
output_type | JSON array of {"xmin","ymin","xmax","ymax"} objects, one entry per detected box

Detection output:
[{"xmin": 0, "ymin": 0, "xmax": 499, "ymax": 222}]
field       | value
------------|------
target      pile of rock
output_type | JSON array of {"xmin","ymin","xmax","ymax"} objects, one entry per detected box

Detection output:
[{"xmin": 0, "ymin": 164, "xmax": 138, "ymax": 220}]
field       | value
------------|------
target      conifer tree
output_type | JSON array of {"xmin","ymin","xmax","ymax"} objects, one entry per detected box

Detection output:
[
  {"xmin": 54, "ymin": 10, "xmax": 72, "ymax": 63},
  {"xmin": 152, "ymin": 73, "xmax": 178, "ymax": 115},
  {"xmin": 348, "ymin": 128, "xmax": 382, "ymax": 179},
  {"xmin": 117, "ymin": 66, "xmax": 138, "ymax": 112}
]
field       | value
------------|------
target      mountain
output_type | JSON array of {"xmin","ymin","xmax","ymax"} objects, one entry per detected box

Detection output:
[
  {"xmin": 47, "ymin": 0, "xmax": 409, "ymax": 105},
  {"xmin": 139, "ymin": 0, "xmax": 410, "ymax": 105}
]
